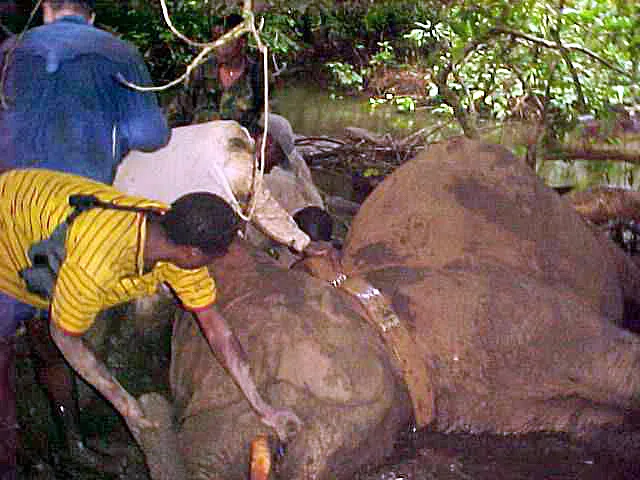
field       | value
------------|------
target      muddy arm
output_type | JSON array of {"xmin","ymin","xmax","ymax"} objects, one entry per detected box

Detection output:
[
  {"xmin": 194, "ymin": 305, "xmax": 302, "ymax": 441},
  {"xmin": 49, "ymin": 319, "xmax": 154, "ymax": 441}
]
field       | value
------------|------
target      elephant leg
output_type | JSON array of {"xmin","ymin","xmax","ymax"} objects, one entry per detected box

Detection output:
[{"xmin": 504, "ymin": 397, "xmax": 626, "ymax": 437}]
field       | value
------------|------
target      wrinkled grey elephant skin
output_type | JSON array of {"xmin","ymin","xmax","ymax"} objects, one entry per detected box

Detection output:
[
  {"xmin": 167, "ymin": 247, "xmax": 411, "ymax": 480},
  {"xmin": 140, "ymin": 136, "xmax": 640, "ymax": 480},
  {"xmin": 343, "ymin": 136, "xmax": 640, "ymax": 435}
]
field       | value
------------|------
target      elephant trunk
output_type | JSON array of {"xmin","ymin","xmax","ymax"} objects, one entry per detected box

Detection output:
[{"xmin": 137, "ymin": 393, "xmax": 188, "ymax": 480}]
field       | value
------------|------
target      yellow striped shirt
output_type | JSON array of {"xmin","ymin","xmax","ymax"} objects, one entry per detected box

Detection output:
[{"xmin": 0, "ymin": 169, "xmax": 216, "ymax": 334}]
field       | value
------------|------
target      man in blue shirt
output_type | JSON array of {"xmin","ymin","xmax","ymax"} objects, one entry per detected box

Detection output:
[
  {"xmin": 0, "ymin": 1, "xmax": 170, "ymax": 477},
  {"xmin": 0, "ymin": 0, "xmax": 170, "ymax": 182}
]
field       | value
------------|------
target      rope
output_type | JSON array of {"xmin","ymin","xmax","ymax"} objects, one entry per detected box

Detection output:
[
  {"xmin": 240, "ymin": 11, "xmax": 268, "ymax": 223},
  {"xmin": 122, "ymin": 1, "xmax": 269, "ymax": 224}
]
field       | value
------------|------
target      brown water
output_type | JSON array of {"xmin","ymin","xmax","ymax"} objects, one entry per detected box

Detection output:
[
  {"xmin": 272, "ymin": 83, "xmax": 451, "ymax": 138},
  {"xmin": 354, "ymin": 427, "xmax": 640, "ymax": 480},
  {"xmin": 274, "ymin": 83, "xmax": 640, "ymax": 193}
]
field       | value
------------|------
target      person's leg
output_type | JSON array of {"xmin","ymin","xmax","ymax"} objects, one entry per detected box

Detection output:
[
  {"xmin": 0, "ymin": 336, "xmax": 16, "ymax": 480},
  {"xmin": 25, "ymin": 312, "xmax": 124, "ymax": 474},
  {"xmin": 25, "ymin": 311, "xmax": 83, "ymax": 457}
]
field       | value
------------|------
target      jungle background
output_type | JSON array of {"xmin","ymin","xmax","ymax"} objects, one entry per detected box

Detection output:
[
  {"xmin": 2, "ymin": 0, "xmax": 640, "ymax": 479},
  {"xmin": 2, "ymin": 0, "xmax": 638, "ymax": 194}
]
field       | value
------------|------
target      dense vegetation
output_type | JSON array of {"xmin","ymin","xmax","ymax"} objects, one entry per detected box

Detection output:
[{"xmin": 2, "ymin": 1, "xmax": 639, "ymax": 167}]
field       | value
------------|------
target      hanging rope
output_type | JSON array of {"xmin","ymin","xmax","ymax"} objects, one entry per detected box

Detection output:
[{"xmin": 117, "ymin": 0, "xmax": 269, "ymax": 223}]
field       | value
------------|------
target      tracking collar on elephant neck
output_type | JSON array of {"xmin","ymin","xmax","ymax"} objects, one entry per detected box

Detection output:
[{"xmin": 330, "ymin": 273, "xmax": 347, "ymax": 288}]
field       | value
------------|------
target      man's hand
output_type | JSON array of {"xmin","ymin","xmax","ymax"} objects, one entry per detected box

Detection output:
[
  {"xmin": 49, "ymin": 319, "xmax": 158, "ymax": 443},
  {"xmin": 195, "ymin": 306, "xmax": 304, "ymax": 443},
  {"xmin": 260, "ymin": 406, "xmax": 303, "ymax": 443}
]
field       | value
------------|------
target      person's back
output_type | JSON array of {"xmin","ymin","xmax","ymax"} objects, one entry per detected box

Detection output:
[
  {"xmin": 0, "ymin": 0, "xmax": 170, "ymax": 183},
  {"xmin": 0, "ymin": 3, "xmax": 170, "ymax": 475}
]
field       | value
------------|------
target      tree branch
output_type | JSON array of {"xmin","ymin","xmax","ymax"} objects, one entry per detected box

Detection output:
[
  {"xmin": 544, "ymin": 147, "xmax": 640, "ymax": 164},
  {"xmin": 491, "ymin": 27, "xmax": 635, "ymax": 81}
]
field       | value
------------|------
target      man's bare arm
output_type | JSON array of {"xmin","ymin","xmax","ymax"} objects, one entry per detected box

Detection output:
[
  {"xmin": 194, "ymin": 305, "xmax": 302, "ymax": 441},
  {"xmin": 49, "ymin": 319, "xmax": 155, "ymax": 441}
]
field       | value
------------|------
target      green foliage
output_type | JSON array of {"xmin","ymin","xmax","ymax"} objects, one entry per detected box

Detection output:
[
  {"xmin": 31, "ymin": 0, "xmax": 634, "ymax": 144},
  {"xmin": 259, "ymin": 12, "xmax": 303, "ymax": 56},
  {"xmin": 326, "ymin": 61, "xmax": 364, "ymax": 91},
  {"xmin": 368, "ymin": 41, "xmax": 395, "ymax": 69},
  {"xmin": 304, "ymin": 0, "xmax": 638, "ymax": 142},
  {"xmin": 97, "ymin": 1, "xmax": 212, "ymax": 84},
  {"xmin": 420, "ymin": 0, "xmax": 638, "ymax": 131}
]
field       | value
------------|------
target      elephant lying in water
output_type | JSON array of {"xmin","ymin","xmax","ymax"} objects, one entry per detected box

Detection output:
[{"xmin": 136, "ymin": 136, "xmax": 640, "ymax": 479}]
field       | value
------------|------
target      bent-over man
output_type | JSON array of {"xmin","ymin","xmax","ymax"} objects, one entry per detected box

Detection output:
[{"xmin": 0, "ymin": 169, "xmax": 301, "ymax": 479}]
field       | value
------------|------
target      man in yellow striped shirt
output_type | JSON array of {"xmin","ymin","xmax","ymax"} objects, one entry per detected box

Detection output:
[{"xmin": 0, "ymin": 169, "xmax": 301, "ymax": 473}]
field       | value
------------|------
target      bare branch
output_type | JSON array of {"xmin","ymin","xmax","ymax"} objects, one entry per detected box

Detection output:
[
  {"xmin": 545, "ymin": 147, "xmax": 640, "ymax": 164},
  {"xmin": 117, "ymin": 44, "xmax": 216, "ymax": 91},
  {"xmin": 158, "ymin": 0, "xmax": 211, "ymax": 48},
  {"xmin": 117, "ymin": 22, "xmax": 249, "ymax": 93},
  {"xmin": 492, "ymin": 27, "xmax": 635, "ymax": 80}
]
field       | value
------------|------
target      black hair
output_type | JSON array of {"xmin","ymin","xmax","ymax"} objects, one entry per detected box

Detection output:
[
  {"xmin": 293, "ymin": 206, "xmax": 333, "ymax": 242},
  {"xmin": 46, "ymin": 0, "xmax": 95, "ymax": 15},
  {"xmin": 161, "ymin": 192, "xmax": 241, "ymax": 256}
]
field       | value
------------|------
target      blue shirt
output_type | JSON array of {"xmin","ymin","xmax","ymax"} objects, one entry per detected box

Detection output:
[{"xmin": 0, "ymin": 16, "xmax": 170, "ymax": 183}]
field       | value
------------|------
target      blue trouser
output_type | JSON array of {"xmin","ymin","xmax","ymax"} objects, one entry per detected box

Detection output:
[{"xmin": 0, "ymin": 293, "xmax": 38, "ymax": 339}]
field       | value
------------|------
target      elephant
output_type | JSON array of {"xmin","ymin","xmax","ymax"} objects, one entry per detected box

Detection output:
[
  {"xmin": 129, "ymin": 136, "xmax": 640, "ymax": 479},
  {"xmin": 339, "ymin": 136, "xmax": 640, "ymax": 435}
]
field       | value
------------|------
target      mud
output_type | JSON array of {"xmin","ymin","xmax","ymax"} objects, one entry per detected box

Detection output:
[
  {"xmin": 16, "ymin": 347, "xmax": 640, "ymax": 480},
  {"xmin": 355, "ymin": 425, "xmax": 640, "ymax": 480}
]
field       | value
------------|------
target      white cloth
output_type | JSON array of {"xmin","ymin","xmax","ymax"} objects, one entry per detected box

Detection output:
[{"xmin": 114, "ymin": 120, "xmax": 311, "ymax": 252}]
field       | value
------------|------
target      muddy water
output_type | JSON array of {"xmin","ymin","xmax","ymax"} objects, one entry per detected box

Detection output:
[
  {"xmin": 272, "ymin": 83, "xmax": 445, "ymax": 138},
  {"xmin": 353, "ymin": 427, "xmax": 640, "ymax": 480},
  {"xmin": 274, "ymin": 83, "xmax": 640, "ymax": 193}
]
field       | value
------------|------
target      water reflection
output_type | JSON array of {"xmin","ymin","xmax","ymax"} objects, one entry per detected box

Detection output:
[
  {"xmin": 274, "ymin": 83, "xmax": 640, "ymax": 193},
  {"xmin": 272, "ymin": 83, "xmax": 444, "ymax": 138},
  {"xmin": 539, "ymin": 159, "xmax": 639, "ymax": 190}
]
